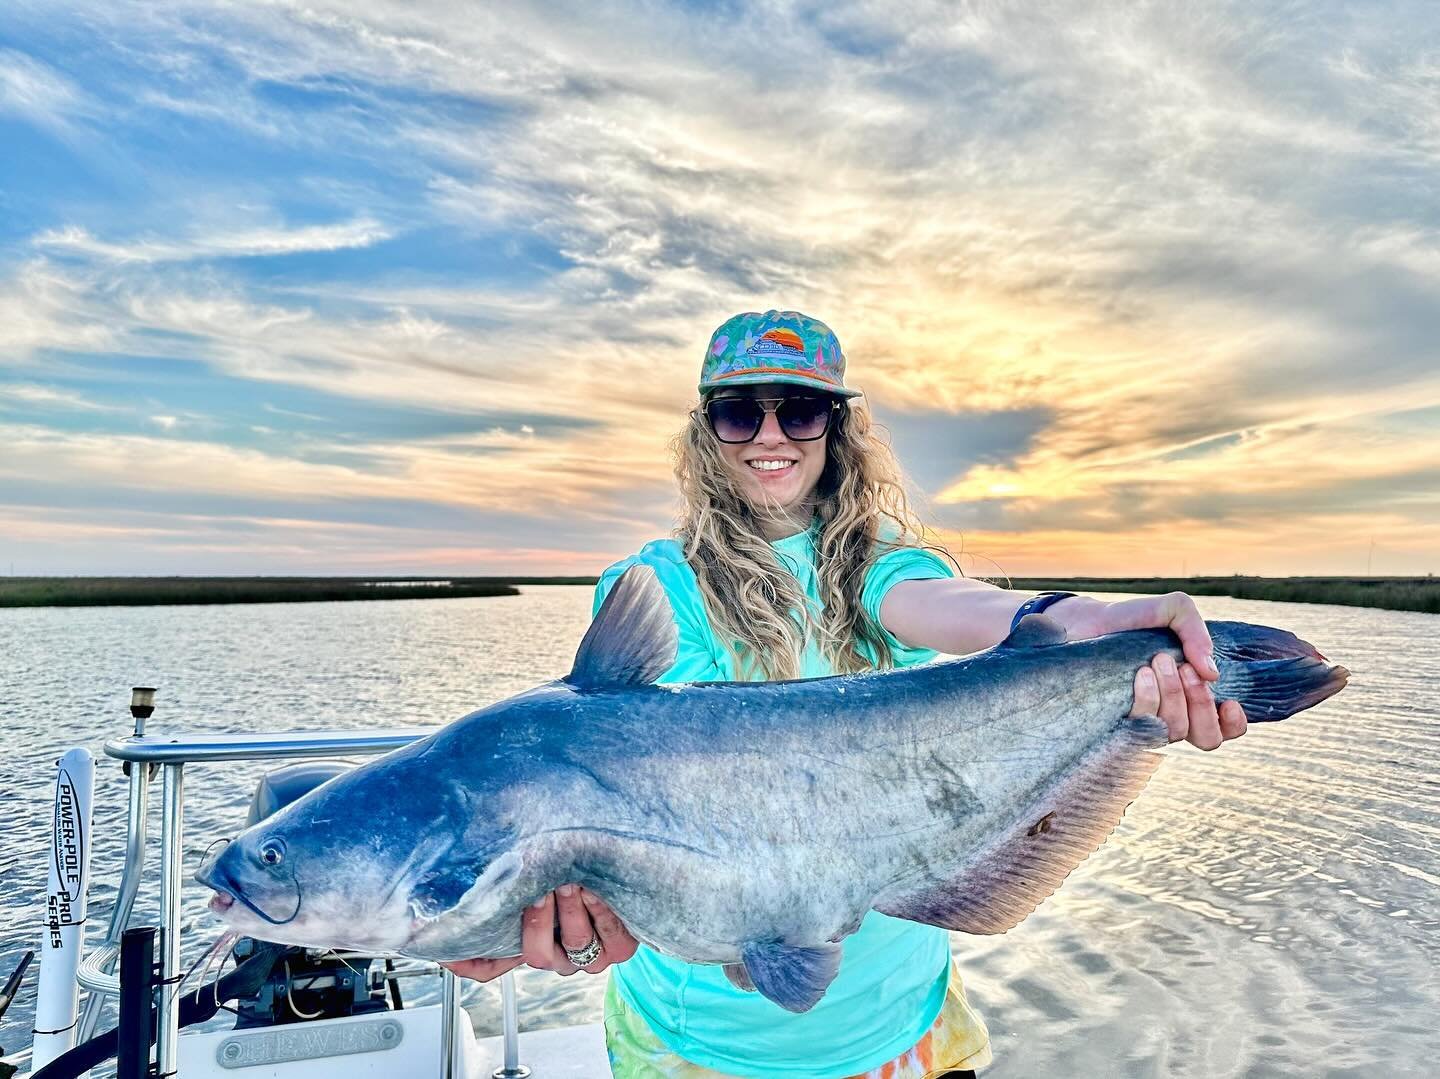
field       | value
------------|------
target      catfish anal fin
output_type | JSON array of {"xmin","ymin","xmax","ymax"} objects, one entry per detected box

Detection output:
[{"xmin": 876, "ymin": 715, "xmax": 1167, "ymax": 935}]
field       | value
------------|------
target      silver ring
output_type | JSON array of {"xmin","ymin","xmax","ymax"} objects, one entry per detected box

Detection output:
[{"xmin": 564, "ymin": 935, "xmax": 602, "ymax": 967}]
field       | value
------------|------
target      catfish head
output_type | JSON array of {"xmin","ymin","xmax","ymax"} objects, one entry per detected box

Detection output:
[
  {"xmin": 195, "ymin": 565, "xmax": 679, "ymax": 959},
  {"xmin": 195, "ymin": 726, "xmax": 537, "ymax": 959}
]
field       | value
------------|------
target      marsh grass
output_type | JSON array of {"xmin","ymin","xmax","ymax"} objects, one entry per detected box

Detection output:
[
  {"xmin": 0, "ymin": 577, "xmax": 531, "ymax": 608},
  {"xmin": 4, "ymin": 575, "xmax": 1435, "ymax": 613},
  {"xmin": 1000, "ymin": 576, "xmax": 1439, "ymax": 615}
]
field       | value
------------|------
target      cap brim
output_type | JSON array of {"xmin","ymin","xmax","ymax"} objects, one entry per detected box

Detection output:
[{"xmin": 699, "ymin": 372, "xmax": 862, "ymax": 398}]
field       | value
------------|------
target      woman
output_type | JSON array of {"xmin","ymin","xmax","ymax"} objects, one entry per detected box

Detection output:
[{"xmin": 448, "ymin": 310, "xmax": 1247, "ymax": 1078}]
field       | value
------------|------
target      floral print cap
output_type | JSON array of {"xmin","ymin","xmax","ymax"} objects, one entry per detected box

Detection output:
[{"xmin": 699, "ymin": 310, "xmax": 861, "ymax": 398}]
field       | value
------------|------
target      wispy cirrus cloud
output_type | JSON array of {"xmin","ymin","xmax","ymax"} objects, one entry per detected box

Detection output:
[
  {"xmin": 33, "ymin": 218, "xmax": 391, "ymax": 263},
  {"xmin": 0, "ymin": 382, "xmax": 125, "ymax": 412},
  {"xmin": 0, "ymin": 47, "xmax": 90, "ymax": 135}
]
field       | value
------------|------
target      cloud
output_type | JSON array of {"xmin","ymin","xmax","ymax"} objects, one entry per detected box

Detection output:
[
  {"xmin": 0, "ymin": 261, "xmax": 120, "ymax": 358},
  {"xmin": 0, "ymin": 47, "xmax": 90, "ymax": 134},
  {"xmin": 0, "ymin": 500, "xmax": 623, "ymax": 575},
  {"xmin": 870, "ymin": 404, "xmax": 1055, "ymax": 496},
  {"xmin": 0, "ymin": 382, "xmax": 124, "ymax": 412},
  {"xmin": 33, "ymin": 218, "xmax": 391, "ymax": 263},
  {"xmin": 933, "ymin": 407, "xmax": 1440, "ymax": 577},
  {"xmin": 0, "ymin": 418, "xmax": 670, "ymax": 523}
]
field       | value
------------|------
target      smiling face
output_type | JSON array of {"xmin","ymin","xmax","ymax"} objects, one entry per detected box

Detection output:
[{"xmin": 707, "ymin": 383, "xmax": 834, "ymax": 534}]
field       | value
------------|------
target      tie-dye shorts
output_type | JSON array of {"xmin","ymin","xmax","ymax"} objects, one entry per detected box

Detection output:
[{"xmin": 603, "ymin": 964, "xmax": 992, "ymax": 1078}]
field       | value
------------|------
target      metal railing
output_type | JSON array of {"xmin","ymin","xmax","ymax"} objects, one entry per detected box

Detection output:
[{"xmin": 79, "ymin": 717, "xmax": 529, "ymax": 1078}]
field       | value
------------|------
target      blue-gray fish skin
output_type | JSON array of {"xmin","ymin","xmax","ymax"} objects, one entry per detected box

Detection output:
[{"xmin": 196, "ymin": 568, "xmax": 1349, "ymax": 1012}]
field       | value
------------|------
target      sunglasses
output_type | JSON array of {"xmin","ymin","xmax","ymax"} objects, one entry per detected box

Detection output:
[{"xmin": 703, "ymin": 394, "xmax": 843, "ymax": 444}]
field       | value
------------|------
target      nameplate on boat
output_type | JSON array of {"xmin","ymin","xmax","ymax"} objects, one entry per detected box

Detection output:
[{"xmin": 215, "ymin": 1018, "xmax": 403, "ymax": 1068}]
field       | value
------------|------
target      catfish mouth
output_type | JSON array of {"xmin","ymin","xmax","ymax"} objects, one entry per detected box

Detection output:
[{"xmin": 196, "ymin": 857, "xmax": 302, "ymax": 927}]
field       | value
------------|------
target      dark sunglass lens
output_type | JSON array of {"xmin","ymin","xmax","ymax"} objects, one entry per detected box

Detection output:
[
  {"xmin": 777, "ymin": 397, "xmax": 833, "ymax": 440},
  {"xmin": 706, "ymin": 398, "xmax": 764, "ymax": 443}
]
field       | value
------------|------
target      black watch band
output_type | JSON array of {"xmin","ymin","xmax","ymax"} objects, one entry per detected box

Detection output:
[{"xmin": 1009, "ymin": 591, "xmax": 1077, "ymax": 634}]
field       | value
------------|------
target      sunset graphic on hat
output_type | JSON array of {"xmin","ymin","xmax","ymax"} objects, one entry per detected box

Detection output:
[{"xmin": 748, "ymin": 328, "xmax": 807, "ymax": 359}]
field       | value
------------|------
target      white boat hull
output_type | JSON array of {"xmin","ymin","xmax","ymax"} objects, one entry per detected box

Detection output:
[
  {"xmin": 176, "ymin": 1003, "xmax": 475, "ymax": 1078},
  {"xmin": 166, "ymin": 1006, "xmax": 608, "ymax": 1078}
]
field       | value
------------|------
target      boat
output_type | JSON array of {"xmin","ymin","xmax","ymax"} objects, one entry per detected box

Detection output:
[{"xmin": 2, "ymin": 688, "xmax": 609, "ymax": 1078}]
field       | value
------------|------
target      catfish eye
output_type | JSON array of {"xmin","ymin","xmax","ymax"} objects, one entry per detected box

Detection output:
[{"xmin": 258, "ymin": 837, "xmax": 286, "ymax": 867}]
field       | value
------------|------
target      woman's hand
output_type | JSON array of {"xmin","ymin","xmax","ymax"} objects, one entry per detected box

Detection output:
[
  {"xmin": 521, "ymin": 885, "xmax": 640, "ymax": 976},
  {"xmin": 1051, "ymin": 591, "xmax": 1248, "ymax": 750},
  {"xmin": 442, "ymin": 885, "xmax": 638, "ymax": 983}
]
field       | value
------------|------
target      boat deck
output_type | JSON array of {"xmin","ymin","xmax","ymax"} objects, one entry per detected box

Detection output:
[{"xmin": 475, "ymin": 1022, "xmax": 608, "ymax": 1076}]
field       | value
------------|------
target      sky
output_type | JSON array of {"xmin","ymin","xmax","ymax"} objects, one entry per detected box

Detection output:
[{"xmin": 1, "ymin": 1, "xmax": 1437, "ymax": 578}]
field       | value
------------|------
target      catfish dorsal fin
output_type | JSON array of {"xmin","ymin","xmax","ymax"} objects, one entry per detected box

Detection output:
[
  {"xmin": 1000, "ymin": 612, "xmax": 1068, "ymax": 649},
  {"xmin": 568, "ymin": 565, "xmax": 678, "ymax": 691}
]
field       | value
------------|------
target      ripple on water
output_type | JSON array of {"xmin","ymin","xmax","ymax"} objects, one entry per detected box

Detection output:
[{"xmin": 2, "ymin": 591, "xmax": 1437, "ymax": 1075}]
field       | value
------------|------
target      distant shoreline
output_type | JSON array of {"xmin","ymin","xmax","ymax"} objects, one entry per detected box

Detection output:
[
  {"xmin": 0, "ymin": 576, "xmax": 562, "ymax": 608},
  {"xmin": 2, "ymin": 574, "xmax": 1435, "ymax": 613}
]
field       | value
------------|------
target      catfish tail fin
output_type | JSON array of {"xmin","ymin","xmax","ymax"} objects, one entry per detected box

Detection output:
[{"xmin": 1207, "ymin": 620, "xmax": 1349, "ymax": 722}]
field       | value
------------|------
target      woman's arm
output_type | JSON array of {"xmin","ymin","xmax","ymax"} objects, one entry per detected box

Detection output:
[
  {"xmin": 880, "ymin": 577, "xmax": 1247, "ymax": 750},
  {"xmin": 880, "ymin": 576, "xmax": 1050, "ymax": 656}
]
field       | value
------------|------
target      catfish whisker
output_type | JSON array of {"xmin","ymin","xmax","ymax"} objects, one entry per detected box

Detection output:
[{"xmin": 182, "ymin": 929, "xmax": 238, "ymax": 1007}]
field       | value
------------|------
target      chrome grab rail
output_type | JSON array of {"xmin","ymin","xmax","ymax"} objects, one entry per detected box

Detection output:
[
  {"xmin": 496, "ymin": 973, "xmax": 531, "ymax": 1078},
  {"xmin": 440, "ymin": 969, "xmax": 459, "ymax": 1079},
  {"xmin": 102, "ymin": 726, "xmax": 435, "ymax": 764},
  {"xmin": 157, "ymin": 763, "xmax": 184, "ymax": 1076}
]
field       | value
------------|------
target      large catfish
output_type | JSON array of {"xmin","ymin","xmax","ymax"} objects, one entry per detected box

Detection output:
[{"xmin": 197, "ymin": 568, "xmax": 1348, "ymax": 1012}]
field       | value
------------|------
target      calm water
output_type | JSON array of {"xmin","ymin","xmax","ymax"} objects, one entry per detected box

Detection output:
[{"xmin": 1, "ymin": 589, "xmax": 1436, "ymax": 1076}]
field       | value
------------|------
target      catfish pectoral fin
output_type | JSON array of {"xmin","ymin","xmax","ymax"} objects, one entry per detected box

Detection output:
[
  {"xmin": 876, "ymin": 714, "xmax": 1168, "ymax": 935},
  {"xmin": 740, "ymin": 940, "xmax": 842, "ymax": 1013}
]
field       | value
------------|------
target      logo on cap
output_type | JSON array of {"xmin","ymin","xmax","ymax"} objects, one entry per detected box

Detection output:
[{"xmin": 748, "ymin": 328, "xmax": 807, "ymax": 362}]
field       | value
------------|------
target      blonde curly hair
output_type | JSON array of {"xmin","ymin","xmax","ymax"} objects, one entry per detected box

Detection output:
[{"xmin": 673, "ymin": 396, "xmax": 955, "ymax": 680}]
